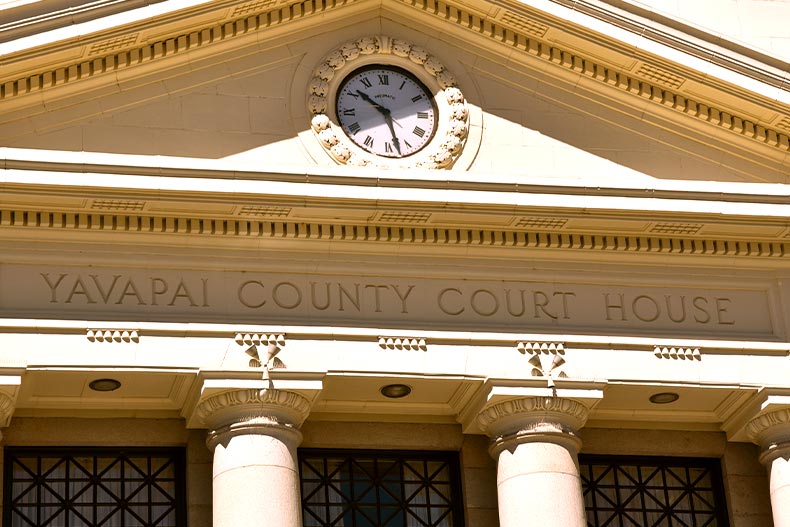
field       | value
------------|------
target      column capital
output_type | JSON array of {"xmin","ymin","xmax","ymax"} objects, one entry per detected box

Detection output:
[
  {"xmin": 747, "ymin": 407, "xmax": 790, "ymax": 464},
  {"xmin": 197, "ymin": 388, "xmax": 312, "ymax": 451},
  {"xmin": 477, "ymin": 396, "xmax": 590, "ymax": 456},
  {"xmin": 0, "ymin": 392, "xmax": 15, "ymax": 428}
]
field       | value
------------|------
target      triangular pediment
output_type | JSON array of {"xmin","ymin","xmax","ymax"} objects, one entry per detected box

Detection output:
[{"xmin": 1, "ymin": 0, "xmax": 789, "ymax": 185}]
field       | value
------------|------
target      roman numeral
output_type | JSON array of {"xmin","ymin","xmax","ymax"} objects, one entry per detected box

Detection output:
[
  {"xmin": 378, "ymin": 74, "xmax": 389, "ymax": 85},
  {"xmin": 363, "ymin": 135, "xmax": 374, "ymax": 147},
  {"xmin": 348, "ymin": 122, "xmax": 361, "ymax": 134},
  {"xmin": 413, "ymin": 126, "xmax": 426, "ymax": 138},
  {"xmin": 399, "ymin": 81, "xmax": 406, "ymax": 90},
  {"xmin": 343, "ymin": 109, "xmax": 356, "ymax": 116},
  {"xmin": 385, "ymin": 142, "xmax": 393, "ymax": 153},
  {"xmin": 360, "ymin": 77, "xmax": 372, "ymax": 88},
  {"xmin": 404, "ymin": 140, "xmax": 413, "ymax": 148},
  {"xmin": 417, "ymin": 112, "xmax": 429, "ymax": 119},
  {"xmin": 411, "ymin": 95, "xmax": 423, "ymax": 102}
]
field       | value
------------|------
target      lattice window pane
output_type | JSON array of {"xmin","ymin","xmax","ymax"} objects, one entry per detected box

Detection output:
[
  {"xmin": 580, "ymin": 455, "xmax": 730, "ymax": 527},
  {"xmin": 3, "ymin": 448, "xmax": 185, "ymax": 527},
  {"xmin": 299, "ymin": 449, "xmax": 465, "ymax": 527}
]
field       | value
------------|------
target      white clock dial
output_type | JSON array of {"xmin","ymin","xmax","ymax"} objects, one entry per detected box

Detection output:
[{"xmin": 336, "ymin": 66, "xmax": 437, "ymax": 158}]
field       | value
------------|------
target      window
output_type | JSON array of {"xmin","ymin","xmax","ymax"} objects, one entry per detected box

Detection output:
[
  {"xmin": 299, "ymin": 449, "xmax": 465, "ymax": 527},
  {"xmin": 3, "ymin": 447, "xmax": 186, "ymax": 527},
  {"xmin": 580, "ymin": 455, "xmax": 729, "ymax": 527}
]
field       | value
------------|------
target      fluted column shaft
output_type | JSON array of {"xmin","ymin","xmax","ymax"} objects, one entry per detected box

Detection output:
[
  {"xmin": 748, "ymin": 408, "xmax": 790, "ymax": 527},
  {"xmin": 197, "ymin": 388, "xmax": 311, "ymax": 527},
  {"xmin": 478, "ymin": 396, "xmax": 589, "ymax": 527}
]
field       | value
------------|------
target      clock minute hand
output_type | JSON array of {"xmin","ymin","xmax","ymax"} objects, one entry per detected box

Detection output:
[{"xmin": 383, "ymin": 113, "xmax": 402, "ymax": 155}]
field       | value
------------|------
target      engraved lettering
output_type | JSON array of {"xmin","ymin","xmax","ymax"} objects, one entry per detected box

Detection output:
[
  {"xmin": 632, "ymin": 295, "xmax": 660, "ymax": 322},
  {"xmin": 116, "ymin": 278, "xmax": 145, "ymax": 306},
  {"xmin": 555, "ymin": 291, "xmax": 576, "ymax": 320},
  {"xmin": 471, "ymin": 289, "xmax": 498, "ymax": 316},
  {"xmin": 273, "ymin": 282, "xmax": 302, "ymax": 309},
  {"xmin": 390, "ymin": 284, "xmax": 414, "ymax": 314},
  {"xmin": 438, "ymin": 288, "xmax": 464, "ymax": 315},
  {"xmin": 364, "ymin": 284, "xmax": 389, "ymax": 313},
  {"xmin": 168, "ymin": 279, "xmax": 197, "ymax": 307},
  {"xmin": 603, "ymin": 293, "xmax": 627, "ymax": 321},
  {"xmin": 665, "ymin": 295, "xmax": 686, "ymax": 323},
  {"xmin": 90, "ymin": 274, "xmax": 121, "ymax": 304},
  {"xmin": 238, "ymin": 280, "xmax": 266, "ymax": 308},
  {"xmin": 692, "ymin": 296, "xmax": 711, "ymax": 323},
  {"xmin": 150, "ymin": 278, "xmax": 168, "ymax": 306},
  {"xmin": 504, "ymin": 289, "xmax": 526, "ymax": 317},
  {"xmin": 310, "ymin": 281, "xmax": 331, "ymax": 310},
  {"xmin": 41, "ymin": 273, "xmax": 67, "ymax": 303},
  {"xmin": 532, "ymin": 291, "xmax": 557, "ymax": 319},
  {"xmin": 66, "ymin": 276, "xmax": 97, "ymax": 304},
  {"xmin": 338, "ymin": 283, "xmax": 361, "ymax": 311},
  {"xmin": 716, "ymin": 297, "xmax": 735, "ymax": 325},
  {"xmin": 202, "ymin": 278, "xmax": 209, "ymax": 307}
]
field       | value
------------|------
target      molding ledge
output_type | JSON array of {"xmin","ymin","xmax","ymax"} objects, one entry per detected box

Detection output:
[{"xmin": 2, "ymin": 208, "xmax": 789, "ymax": 259}]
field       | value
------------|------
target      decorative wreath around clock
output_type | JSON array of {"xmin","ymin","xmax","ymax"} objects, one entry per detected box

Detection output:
[{"xmin": 308, "ymin": 35, "xmax": 469, "ymax": 169}]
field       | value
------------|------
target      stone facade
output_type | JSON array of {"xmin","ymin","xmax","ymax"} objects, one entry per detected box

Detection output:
[{"xmin": 1, "ymin": 0, "xmax": 789, "ymax": 525}]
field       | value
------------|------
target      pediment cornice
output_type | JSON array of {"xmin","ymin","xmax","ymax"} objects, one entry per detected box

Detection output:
[{"xmin": 1, "ymin": 0, "xmax": 789, "ymax": 167}]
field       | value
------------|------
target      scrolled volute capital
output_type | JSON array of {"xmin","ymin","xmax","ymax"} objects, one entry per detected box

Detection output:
[
  {"xmin": 746, "ymin": 408, "xmax": 790, "ymax": 463},
  {"xmin": 478, "ymin": 396, "xmax": 589, "ymax": 455}
]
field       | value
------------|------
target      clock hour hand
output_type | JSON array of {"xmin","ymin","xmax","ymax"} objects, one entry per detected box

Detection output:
[
  {"xmin": 354, "ymin": 90, "xmax": 402, "ymax": 154},
  {"xmin": 355, "ymin": 90, "xmax": 390, "ymax": 115}
]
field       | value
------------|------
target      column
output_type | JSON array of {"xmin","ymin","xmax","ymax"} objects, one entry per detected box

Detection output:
[
  {"xmin": 196, "ymin": 388, "xmax": 311, "ymax": 527},
  {"xmin": 747, "ymin": 408, "xmax": 790, "ymax": 527},
  {"xmin": 477, "ymin": 396, "xmax": 590, "ymax": 527}
]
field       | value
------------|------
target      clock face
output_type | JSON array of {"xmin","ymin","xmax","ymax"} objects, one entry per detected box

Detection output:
[{"xmin": 336, "ymin": 66, "xmax": 437, "ymax": 158}]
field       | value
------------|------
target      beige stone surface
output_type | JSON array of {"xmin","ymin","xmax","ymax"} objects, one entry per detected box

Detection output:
[
  {"xmin": 213, "ymin": 433, "xmax": 302, "ymax": 527},
  {"xmin": 301, "ymin": 421, "xmax": 464, "ymax": 450},
  {"xmin": 496, "ymin": 442, "xmax": 586, "ymax": 527},
  {"xmin": 581, "ymin": 428, "xmax": 727, "ymax": 457},
  {"xmin": 723, "ymin": 442, "xmax": 774, "ymax": 526},
  {"xmin": 460, "ymin": 434, "xmax": 499, "ymax": 523},
  {"xmin": 768, "ymin": 456, "xmax": 790, "ymax": 527},
  {"xmin": 187, "ymin": 430, "xmax": 214, "ymax": 525},
  {"xmin": 2, "ymin": 417, "xmax": 189, "ymax": 445}
]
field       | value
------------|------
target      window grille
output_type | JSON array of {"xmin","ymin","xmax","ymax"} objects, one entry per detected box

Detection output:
[
  {"xmin": 580, "ymin": 455, "xmax": 729, "ymax": 527},
  {"xmin": 299, "ymin": 449, "xmax": 465, "ymax": 527},
  {"xmin": 3, "ymin": 447, "xmax": 185, "ymax": 527}
]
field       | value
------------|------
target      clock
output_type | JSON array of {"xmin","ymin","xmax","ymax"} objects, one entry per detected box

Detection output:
[
  {"xmin": 335, "ymin": 66, "xmax": 437, "ymax": 158},
  {"xmin": 308, "ymin": 35, "xmax": 470, "ymax": 169}
]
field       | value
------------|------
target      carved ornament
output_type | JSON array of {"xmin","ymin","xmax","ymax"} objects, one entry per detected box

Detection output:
[
  {"xmin": 478, "ymin": 397, "xmax": 589, "ymax": 455},
  {"xmin": 654, "ymin": 346, "xmax": 701, "ymax": 360},
  {"xmin": 747, "ymin": 408, "xmax": 790, "ymax": 463},
  {"xmin": 309, "ymin": 35, "xmax": 469, "ymax": 169},
  {"xmin": 196, "ymin": 388, "xmax": 311, "ymax": 430},
  {"xmin": 378, "ymin": 337, "xmax": 427, "ymax": 351},
  {"xmin": 87, "ymin": 329, "xmax": 139, "ymax": 342},
  {"xmin": 0, "ymin": 393, "xmax": 14, "ymax": 428},
  {"xmin": 517, "ymin": 341, "xmax": 564, "ymax": 354}
]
